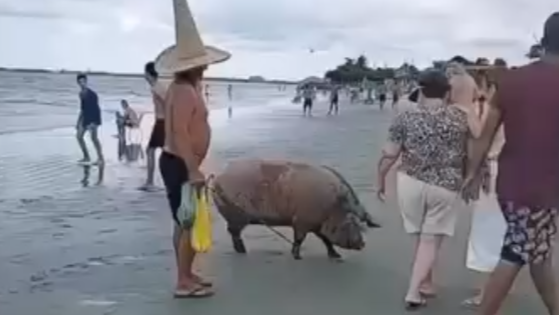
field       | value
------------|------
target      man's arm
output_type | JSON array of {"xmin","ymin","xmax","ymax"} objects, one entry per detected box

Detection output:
[{"xmin": 465, "ymin": 94, "xmax": 502, "ymax": 179}]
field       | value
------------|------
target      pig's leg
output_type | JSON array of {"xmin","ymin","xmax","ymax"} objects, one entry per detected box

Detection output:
[
  {"xmin": 291, "ymin": 228, "xmax": 308, "ymax": 260},
  {"xmin": 314, "ymin": 231, "xmax": 342, "ymax": 259},
  {"xmin": 227, "ymin": 224, "xmax": 247, "ymax": 254}
]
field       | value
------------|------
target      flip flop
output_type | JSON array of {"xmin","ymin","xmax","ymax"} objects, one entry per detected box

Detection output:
[
  {"xmin": 405, "ymin": 298, "xmax": 427, "ymax": 311},
  {"xmin": 197, "ymin": 280, "xmax": 213, "ymax": 288},
  {"xmin": 461, "ymin": 296, "xmax": 482, "ymax": 308},
  {"xmin": 174, "ymin": 286, "xmax": 214, "ymax": 299},
  {"xmin": 191, "ymin": 275, "xmax": 213, "ymax": 287},
  {"xmin": 138, "ymin": 184, "xmax": 158, "ymax": 192},
  {"xmin": 419, "ymin": 290, "xmax": 437, "ymax": 298}
]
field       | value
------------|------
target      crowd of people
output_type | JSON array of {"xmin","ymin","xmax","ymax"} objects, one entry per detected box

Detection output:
[
  {"xmin": 377, "ymin": 12, "xmax": 559, "ymax": 315},
  {"xmin": 71, "ymin": 0, "xmax": 559, "ymax": 313}
]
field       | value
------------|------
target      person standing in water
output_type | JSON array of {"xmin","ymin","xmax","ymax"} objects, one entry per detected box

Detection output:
[
  {"xmin": 76, "ymin": 73, "xmax": 104, "ymax": 165},
  {"xmin": 140, "ymin": 62, "xmax": 167, "ymax": 191},
  {"xmin": 327, "ymin": 84, "xmax": 340, "ymax": 115},
  {"xmin": 302, "ymin": 84, "xmax": 315, "ymax": 116}
]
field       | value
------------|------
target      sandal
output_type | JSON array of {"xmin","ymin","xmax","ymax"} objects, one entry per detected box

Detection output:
[
  {"xmin": 404, "ymin": 298, "xmax": 427, "ymax": 311},
  {"xmin": 174, "ymin": 286, "xmax": 214, "ymax": 299},
  {"xmin": 419, "ymin": 290, "xmax": 437, "ymax": 298},
  {"xmin": 461, "ymin": 296, "xmax": 482, "ymax": 308},
  {"xmin": 191, "ymin": 274, "xmax": 212, "ymax": 287}
]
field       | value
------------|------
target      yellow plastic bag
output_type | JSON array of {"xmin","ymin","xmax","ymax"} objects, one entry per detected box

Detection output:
[{"xmin": 191, "ymin": 188, "xmax": 212, "ymax": 253}]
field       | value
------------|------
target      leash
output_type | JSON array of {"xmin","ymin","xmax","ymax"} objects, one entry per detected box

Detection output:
[{"xmin": 204, "ymin": 174, "xmax": 295, "ymax": 246}]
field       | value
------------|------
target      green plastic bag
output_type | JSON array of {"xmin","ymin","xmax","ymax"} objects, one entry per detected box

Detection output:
[{"xmin": 177, "ymin": 184, "xmax": 196, "ymax": 228}]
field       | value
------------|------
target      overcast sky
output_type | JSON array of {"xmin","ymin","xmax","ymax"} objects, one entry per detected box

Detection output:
[{"xmin": 0, "ymin": 0, "xmax": 556, "ymax": 80}]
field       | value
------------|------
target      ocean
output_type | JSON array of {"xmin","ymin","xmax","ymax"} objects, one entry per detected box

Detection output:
[{"xmin": 0, "ymin": 71, "xmax": 297, "ymax": 135}]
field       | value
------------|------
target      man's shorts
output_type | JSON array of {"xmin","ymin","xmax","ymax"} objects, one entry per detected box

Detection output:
[{"xmin": 499, "ymin": 201, "xmax": 559, "ymax": 265}]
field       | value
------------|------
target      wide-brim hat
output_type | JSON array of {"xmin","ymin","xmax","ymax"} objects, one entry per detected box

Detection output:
[
  {"xmin": 155, "ymin": 44, "xmax": 230, "ymax": 75},
  {"xmin": 154, "ymin": 0, "xmax": 230, "ymax": 75}
]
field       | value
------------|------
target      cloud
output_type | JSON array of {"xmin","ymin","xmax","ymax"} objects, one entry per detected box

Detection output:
[{"xmin": 0, "ymin": 0, "xmax": 556, "ymax": 80}]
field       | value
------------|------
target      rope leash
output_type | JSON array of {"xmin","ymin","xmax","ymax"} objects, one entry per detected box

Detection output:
[{"xmin": 204, "ymin": 174, "xmax": 295, "ymax": 246}]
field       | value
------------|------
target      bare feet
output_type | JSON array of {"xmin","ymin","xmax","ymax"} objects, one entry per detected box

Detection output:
[
  {"xmin": 138, "ymin": 183, "xmax": 158, "ymax": 192},
  {"xmin": 78, "ymin": 158, "xmax": 91, "ymax": 165}
]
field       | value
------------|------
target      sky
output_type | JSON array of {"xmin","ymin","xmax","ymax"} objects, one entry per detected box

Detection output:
[{"xmin": 0, "ymin": 0, "xmax": 557, "ymax": 81}]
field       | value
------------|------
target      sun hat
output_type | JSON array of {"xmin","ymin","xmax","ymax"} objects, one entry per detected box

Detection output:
[{"xmin": 154, "ymin": 0, "xmax": 231, "ymax": 75}]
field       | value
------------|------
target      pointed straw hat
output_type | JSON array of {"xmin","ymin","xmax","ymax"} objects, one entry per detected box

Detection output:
[{"xmin": 154, "ymin": 0, "xmax": 231, "ymax": 75}]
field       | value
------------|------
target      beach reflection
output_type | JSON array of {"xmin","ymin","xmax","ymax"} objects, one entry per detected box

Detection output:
[{"xmin": 80, "ymin": 164, "xmax": 105, "ymax": 187}]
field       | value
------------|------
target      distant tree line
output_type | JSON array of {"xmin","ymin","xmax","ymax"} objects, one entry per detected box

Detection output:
[
  {"xmin": 325, "ymin": 43, "xmax": 540, "ymax": 84},
  {"xmin": 324, "ymin": 55, "xmax": 420, "ymax": 84}
]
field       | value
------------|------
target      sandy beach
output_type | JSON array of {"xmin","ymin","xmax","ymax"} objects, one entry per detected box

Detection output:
[{"xmin": 0, "ymin": 99, "xmax": 554, "ymax": 315}]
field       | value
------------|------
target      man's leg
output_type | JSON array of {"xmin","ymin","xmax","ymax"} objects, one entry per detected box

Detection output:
[
  {"xmin": 479, "ymin": 203, "xmax": 550, "ymax": 315},
  {"xmin": 145, "ymin": 147, "xmax": 156, "ymax": 186},
  {"xmin": 76, "ymin": 124, "xmax": 90, "ymax": 162},
  {"xmin": 477, "ymin": 261, "xmax": 521, "ymax": 315},
  {"xmin": 88, "ymin": 125, "xmax": 104, "ymax": 164},
  {"xmin": 530, "ymin": 257, "xmax": 558, "ymax": 315}
]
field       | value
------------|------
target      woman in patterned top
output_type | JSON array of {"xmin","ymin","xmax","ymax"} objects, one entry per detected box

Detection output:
[{"xmin": 376, "ymin": 70, "xmax": 479, "ymax": 310}]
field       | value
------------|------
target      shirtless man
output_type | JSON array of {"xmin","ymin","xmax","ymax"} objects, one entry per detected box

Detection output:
[{"xmin": 140, "ymin": 62, "xmax": 167, "ymax": 191}]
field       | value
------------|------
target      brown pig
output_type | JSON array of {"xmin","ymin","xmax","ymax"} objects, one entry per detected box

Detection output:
[{"xmin": 211, "ymin": 159, "xmax": 380, "ymax": 260}]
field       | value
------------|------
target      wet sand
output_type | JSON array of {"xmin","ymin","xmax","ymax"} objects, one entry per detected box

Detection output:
[{"xmin": 0, "ymin": 101, "xmax": 554, "ymax": 315}]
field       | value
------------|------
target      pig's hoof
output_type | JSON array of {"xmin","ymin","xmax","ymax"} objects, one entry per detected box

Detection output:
[
  {"xmin": 328, "ymin": 251, "xmax": 342, "ymax": 260},
  {"xmin": 291, "ymin": 248, "xmax": 302, "ymax": 260},
  {"xmin": 232, "ymin": 239, "xmax": 247, "ymax": 254}
]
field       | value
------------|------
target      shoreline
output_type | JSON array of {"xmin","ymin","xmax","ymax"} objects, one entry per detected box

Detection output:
[{"xmin": 0, "ymin": 68, "xmax": 297, "ymax": 85}]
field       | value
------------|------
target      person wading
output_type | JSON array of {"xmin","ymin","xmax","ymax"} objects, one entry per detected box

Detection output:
[
  {"xmin": 76, "ymin": 73, "xmax": 104, "ymax": 165},
  {"xmin": 140, "ymin": 62, "xmax": 167, "ymax": 191}
]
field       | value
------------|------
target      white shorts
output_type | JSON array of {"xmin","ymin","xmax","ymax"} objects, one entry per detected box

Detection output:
[{"xmin": 396, "ymin": 172, "xmax": 464, "ymax": 236}]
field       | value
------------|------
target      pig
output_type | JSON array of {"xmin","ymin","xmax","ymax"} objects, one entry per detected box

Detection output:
[{"xmin": 211, "ymin": 159, "xmax": 380, "ymax": 260}]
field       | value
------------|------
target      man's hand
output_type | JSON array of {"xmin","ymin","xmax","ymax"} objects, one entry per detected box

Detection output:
[
  {"xmin": 189, "ymin": 168, "xmax": 206, "ymax": 189},
  {"xmin": 460, "ymin": 173, "xmax": 480, "ymax": 204}
]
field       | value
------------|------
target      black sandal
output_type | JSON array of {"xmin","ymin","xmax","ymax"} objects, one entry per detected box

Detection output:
[{"xmin": 405, "ymin": 298, "xmax": 427, "ymax": 311}]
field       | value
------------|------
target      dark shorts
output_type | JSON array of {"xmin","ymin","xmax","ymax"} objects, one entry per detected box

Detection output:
[
  {"xmin": 331, "ymin": 96, "xmax": 339, "ymax": 105},
  {"xmin": 500, "ymin": 201, "xmax": 558, "ymax": 265},
  {"xmin": 379, "ymin": 94, "xmax": 387, "ymax": 102},
  {"xmin": 303, "ymin": 98, "xmax": 313, "ymax": 109},
  {"xmin": 159, "ymin": 152, "xmax": 189, "ymax": 226},
  {"xmin": 148, "ymin": 119, "xmax": 165, "ymax": 149}
]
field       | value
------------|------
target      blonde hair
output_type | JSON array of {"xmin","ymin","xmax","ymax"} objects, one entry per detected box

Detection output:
[{"xmin": 446, "ymin": 62, "xmax": 466, "ymax": 76}]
